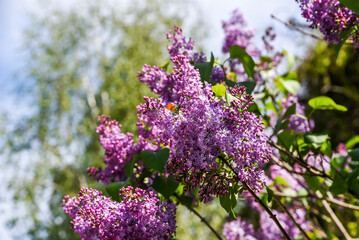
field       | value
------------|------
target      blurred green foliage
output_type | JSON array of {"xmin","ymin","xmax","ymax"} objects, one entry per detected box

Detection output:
[
  {"xmin": 4, "ymin": 0, "xmax": 207, "ymax": 239},
  {"xmin": 297, "ymin": 42, "xmax": 359, "ymax": 146}
]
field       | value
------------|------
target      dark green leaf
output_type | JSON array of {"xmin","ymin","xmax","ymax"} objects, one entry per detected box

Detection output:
[
  {"xmin": 219, "ymin": 195, "xmax": 236, "ymax": 220},
  {"xmin": 329, "ymin": 173, "xmax": 348, "ymax": 195},
  {"xmin": 141, "ymin": 148, "xmax": 169, "ymax": 173},
  {"xmin": 331, "ymin": 155, "xmax": 347, "ymax": 171},
  {"xmin": 283, "ymin": 104, "xmax": 296, "ymax": 119},
  {"xmin": 349, "ymin": 148, "xmax": 359, "ymax": 161},
  {"xmin": 225, "ymin": 80, "xmax": 256, "ymax": 94},
  {"xmin": 152, "ymin": 175, "xmax": 179, "ymax": 199},
  {"xmin": 277, "ymin": 131, "xmax": 295, "ymax": 151},
  {"xmin": 338, "ymin": 0, "xmax": 359, "ymax": 13},
  {"xmin": 347, "ymin": 167, "xmax": 359, "ymax": 196},
  {"xmin": 308, "ymin": 96, "xmax": 347, "ymax": 111},
  {"xmin": 229, "ymin": 45, "xmax": 255, "ymax": 79},
  {"xmin": 105, "ymin": 179, "xmax": 130, "ymax": 202},
  {"xmin": 266, "ymin": 186, "xmax": 273, "ymax": 203},
  {"xmin": 195, "ymin": 52, "xmax": 214, "ymax": 82},
  {"xmin": 247, "ymin": 102, "xmax": 261, "ymax": 116},
  {"xmin": 304, "ymin": 175, "xmax": 321, "ymax": 191}
]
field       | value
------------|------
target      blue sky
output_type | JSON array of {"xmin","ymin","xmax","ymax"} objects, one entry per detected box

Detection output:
[{"xmin": 0, "ymin": 0, "xmax": 315, "ymax": 238}]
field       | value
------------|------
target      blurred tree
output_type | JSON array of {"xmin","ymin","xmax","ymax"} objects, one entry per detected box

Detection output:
[
  {"xmin": 297, "ymin": 42, "xmax": 359, "ymax": 146},
  {"xmin": 3, "ymin": 0, "xmax": 206, "ymax": 239}
]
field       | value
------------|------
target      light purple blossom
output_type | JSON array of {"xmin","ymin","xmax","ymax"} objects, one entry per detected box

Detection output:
[
  {"xmin": 137, "ymin": 55, "xmax": 271, "ymax": 201},
  {"xmin": 62, "ymin": 187, "xmax": 176, "ymax": 240},
  {"xmin": 295, "ymin": 0, "xmax": 359, "ymax": 49},
  {"xmin": 223, "ymin": 219, "xmax": 261, "ymax": 240}
]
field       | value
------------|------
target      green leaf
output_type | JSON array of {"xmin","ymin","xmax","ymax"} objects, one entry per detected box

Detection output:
[
  {"xmin": 279, "ymin": 79, "xmax": 300, "ymax": 95},
  {"xmin": 105, "ymin": 179, "xmax": 130, "ymax": 202},
  {"xmin": 225, "ymin": 91, "xmax": 237, "ymax": 105},
  {"xmin": 329, "ymin": 173, "xmax": 348, "ymax": 195},
  {"xmin": 266, "ymin": 186, "xmax": 273, "ymax": 203},
  {"xmin": 229, "ymin": 45, "xmax": 255, "ymax": 79},
  {"xmin": 304, "ymin": 133, "xmax": 329, "ymax": 148},
  {"xmin": 347, "ymin": 167, "xmax": 359, "ymax": 196},
  {"xmin": 308, "ymin": 96, "xmax": 347, "ymax": 111},
  {"xmin": 160, "ymin": 61, "xmax": 170, "ymax": 71},
  {"xmin": 349, "ymin": 148, "xmax": 359, "ymax": 161},
  {"xmin": 304, "ymin": 175, "xmax": 321, "ymax": 191},
  {"xmin": 195, "ymin": 52, "xmax": 214, "ymax": 82},
  {"xmin": 152, "ymin": 175, "xmax": 179, "ymax": 199},
  {"xmin": 124, "ymin": 154, "xmax": 139, "ymax": 178},
  {"xmin": 338, "ymin": 0, "xmax": 359, "ymax": 13},
  {"xmin": 225, "ymin": 80, "xmax": 256, "ymax": 94},
  {"xmin": 274, "ymin": 176, "xmax": 290, "ymax": 187},
  {"xmin": 277, "ymin": 130, "xmax": 296, "ymax": 151},
  {"xmin": 212, "ymin": 85, "xmax": 226, "ymax": 98},
  {"xmin": 283, "ymin": 104, "xmax": 296, "ymax": 119},
  {"xmin": 141, "ymin": 148, "xmax": 169, "ymax": 173},
  {"xmin": 247, "ymin": 102, "xmax": 261, "ymax": 116},
  {"xmin": 320, "ymin": 140, "xmax": 332, "ymax": 158},
  {"xmin": 219, "ymin": 194, "xmax": 237, "ymax": 220},
  {"xmin": 331, "ymin": 155, "xmax": 348, "ymax": 171},
  {"xmin": 347, "ymin": 135, "xmax": 359, "ymax": 149}
]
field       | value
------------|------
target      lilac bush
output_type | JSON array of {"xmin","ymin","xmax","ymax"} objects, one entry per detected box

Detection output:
[{"xmin": 62, "ymin": 5, "xmax": 359, "ymax": 240}]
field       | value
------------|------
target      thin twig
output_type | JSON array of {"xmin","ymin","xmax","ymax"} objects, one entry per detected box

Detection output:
[
  {"xmin": 316, "ymin": 191, "xmax": 352, "ymax": 240},
  {"xmin": 271, "ymin": 14, "xmax": 323, "ymax": 41},
  {"xmin": 174, "ymin": 193, "xmax": 223, "ymax": 240},
  {"xmin": 219, "ymin": 157, "xmax": 291, "ymax": 240},
  {"xmin": 273, "ymin": 195, "xmax": 310, "ymax": 240}
]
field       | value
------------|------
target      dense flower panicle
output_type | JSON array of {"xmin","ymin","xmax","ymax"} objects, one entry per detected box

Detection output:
[
  {"xmin": 89, "ymin": 115, "xmax": 159, "ymax": 185},
  {"xmin": 62, "ymin": 187, "xmax": 176, "ymax": 240},
  {"xmin": 167, "ymin": 26, "xmax": 195, "ymax": 60},
  {"xmin": 295, "ymin": 0, "xmax": 359, "ymax": 49},
  {"xmin": 222, "ymin": 9, "xmax": 260, "ymax": 56},
  {"xmin": 209, "ymin": 65, "xmax": 225, "ymax": 83},
  {"xmin": 138, "ymin": 58, "xmax": 271, "ymax": 200},
  {"xmin": 223, "ymin": 219, "xmax": 261, "ymax": 240},
  {"xmin": 88, "ymin": 115, "xmax": 135, "ymax": 184},
  {"xmin": 281, "ymin": 94, "xmax": 311, "ymax": 133}
]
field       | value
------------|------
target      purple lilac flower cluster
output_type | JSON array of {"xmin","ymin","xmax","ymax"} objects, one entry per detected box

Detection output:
[
  {"xmin": 223, "ymin": 219, "xmax": 262, "ymax": 240},
  {"xmin": 138, "ymin": 53, "xmax": 271, "ymax": 201},
  {"xmin": 222, "ymin": 10, "xmax": 284, "ymax": 82},
  {"xmin": 295, "ymin": 0, "xmax": 359, "ymax": 49},
  {"xmin": 222, "ymin": 9, "xmax": 260, "ymax": 56},
  {"xmin": 63, "ymin": 187, "xmax": 176, "ymax": 240},
  {"xmin": 166, "ymin": 26, "xmax": 225, "ymax": 83},
  {"xmin": 87, "ymin": 115, "xmax": 159, "ymax": 185}
]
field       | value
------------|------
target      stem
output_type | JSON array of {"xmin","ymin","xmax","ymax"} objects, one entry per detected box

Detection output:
[
  {"xmin": 273, "ymin": 195, "xmax": 310, "ymax": 240},
  {"xmin": 316, "ymin": 191, "xmax": 352, "ymax": 240},
  {"xmin": 219, "ymin": 157, "xmax": 291, "ymax": 240},
  {"xmin": 174, "ymin": 193, "xmax": 223, "ymax": 240}
]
